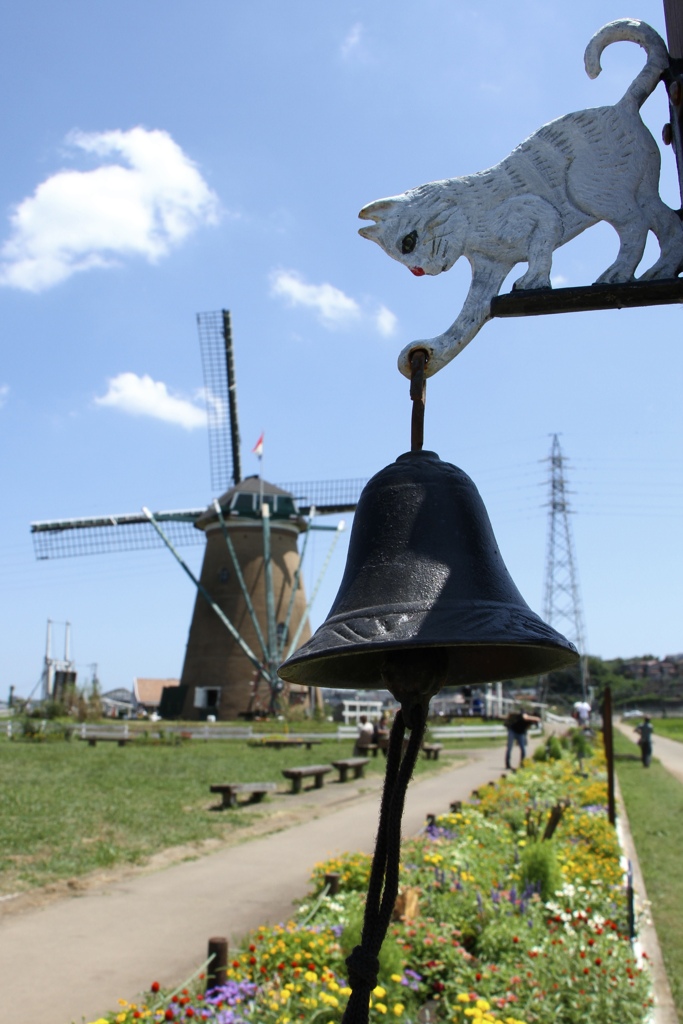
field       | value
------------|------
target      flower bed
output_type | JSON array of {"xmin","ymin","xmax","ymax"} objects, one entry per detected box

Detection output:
[{"xmin": 90, "ymin": 739, "xmax": 652, "ymax": 1024}]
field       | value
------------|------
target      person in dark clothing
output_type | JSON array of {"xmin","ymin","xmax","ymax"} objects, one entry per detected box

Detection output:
[
  {"xmin": 635, "ymin": 716, "xmax": 654, "ymax": 767},
  {"xmin": 505, "ymin": 710, "xmax": 541, "ymax": 769}
]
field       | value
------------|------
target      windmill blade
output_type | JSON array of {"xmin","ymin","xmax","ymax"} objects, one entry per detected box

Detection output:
[
  {"xmin": 276, "ymin": 478, "xmax": 366, "ymax": 515},
  {"xmin": 30, "ymin": 510, "xmax": 203, "ymax": 559},
  {"xmin": 197, "ymin": 309, "xmax": 242, "ymax": 493}
]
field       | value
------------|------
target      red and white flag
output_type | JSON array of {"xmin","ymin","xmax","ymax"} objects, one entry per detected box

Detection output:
[{"xmin": 252, "ymin": 432, "xmax": 264, "ymax": 458}]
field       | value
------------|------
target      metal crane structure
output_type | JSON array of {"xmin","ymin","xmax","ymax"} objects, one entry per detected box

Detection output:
[
  {"xmin": 542, "ymin": 433, "xmax": 588, "ymax": 698},
  {"xmin": 31, "ymin": 311, "xmax": 364, "ymax": 720}
]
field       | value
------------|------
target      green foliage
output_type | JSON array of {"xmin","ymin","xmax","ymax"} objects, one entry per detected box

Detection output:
[
  {"xmin": 519, "ymin": 839, "xmax": 562, "ymax": 899},
  {"xmin": 533, "ymin": 734, "xmax": 565, "ymax": 763},
  {"xmin": 546, "ymin": 735, "xmax": 564, "ymax": 761},
  {"xmin": 340, "ymin": 904, "xmax": 404, "ymax": 982},
  {"xmin": 569, "ymin": 727, "xmax": 592, "ymax": 759}
]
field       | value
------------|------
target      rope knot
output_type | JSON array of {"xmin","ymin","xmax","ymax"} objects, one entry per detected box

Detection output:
[{"xmin": 345, "ymin": 945, "xmax": 380, "ymax": 992}]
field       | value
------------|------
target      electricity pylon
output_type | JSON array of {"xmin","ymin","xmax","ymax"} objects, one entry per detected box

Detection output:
[{"xmin": 542, "ymin": 434, "xmax": 588, "ymax": 698}]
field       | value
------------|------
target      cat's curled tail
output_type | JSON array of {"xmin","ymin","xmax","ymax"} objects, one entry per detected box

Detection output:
[{"xmin": 585, "ymin": 18, "xmax": 670, "ymax": 110}]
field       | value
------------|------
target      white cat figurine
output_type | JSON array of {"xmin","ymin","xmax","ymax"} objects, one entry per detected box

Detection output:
[{"xmin": 358, "ymin": 19, "xmax": 683, "ymax": 378}]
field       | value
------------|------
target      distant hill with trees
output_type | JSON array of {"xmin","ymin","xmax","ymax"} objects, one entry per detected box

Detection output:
[{"xmin": 507, "ymin": 653, "xmax": 683, "ymax": 714}]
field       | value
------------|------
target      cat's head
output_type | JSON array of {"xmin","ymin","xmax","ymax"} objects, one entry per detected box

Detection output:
[{"xmin": 358, "ymin": 186, "xmax": 462, "ymax": 276}]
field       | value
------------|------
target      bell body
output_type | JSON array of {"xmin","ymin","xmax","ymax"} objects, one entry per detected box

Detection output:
[{"xmin": 278, "ymin": 450, "xmax": 577, "ymax": 690}]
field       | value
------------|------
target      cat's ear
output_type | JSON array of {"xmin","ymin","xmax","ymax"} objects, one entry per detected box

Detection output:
[{"xmin": 358, "ymin": 197, "xmax": 398, "ymax": 238}]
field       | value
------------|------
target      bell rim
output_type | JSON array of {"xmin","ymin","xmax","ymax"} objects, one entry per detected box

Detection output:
[{"xmin": 278, "ymin": 636, "xmax": 579, "ymax": 689}]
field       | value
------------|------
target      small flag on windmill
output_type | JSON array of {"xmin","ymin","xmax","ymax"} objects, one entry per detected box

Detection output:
[{"xmin": 252, "ymin": 433, "xmax": 264, "ymax": 458}]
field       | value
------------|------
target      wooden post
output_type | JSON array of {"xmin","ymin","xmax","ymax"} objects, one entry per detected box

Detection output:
[
  {"xmin": 663, "ymin": 0, "xmax": 683, "ymax": 206},
  {"xmin": 602, "ymin": 685, "xmax": 616, "ymax": 826},
  {"xmin": 206, "ymin": 936, "xmax": 228, "ymax": 992},
  {"xmin": 325, "ymin": 872, "xmax": 340, "ymax": 895}
]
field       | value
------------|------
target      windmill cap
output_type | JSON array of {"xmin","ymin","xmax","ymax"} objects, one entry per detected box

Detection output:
[{"xmin": 196, "ymin": 477, "xmax": 301, "ymax": 529}]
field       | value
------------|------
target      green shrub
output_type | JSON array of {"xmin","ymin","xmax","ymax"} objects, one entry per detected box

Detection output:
[
  {"xmin": 520, "ymin": 839, "xmax": 562, "ymax": 899},
  {"xmin": 546, "ymin": 735, "xmax": 564, "ymax": 760}
]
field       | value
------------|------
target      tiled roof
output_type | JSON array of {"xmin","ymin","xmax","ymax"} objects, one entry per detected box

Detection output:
[{"xmin": 133, "ymin": 677, "xmax": 180, "ymax": 706}]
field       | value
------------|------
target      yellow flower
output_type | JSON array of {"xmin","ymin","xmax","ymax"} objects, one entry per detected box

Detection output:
[
  {"xmin": 393, "ymin": 1004, "xmax": 405, "ymax": 1016},
  {"xmin": 457, "ymin": 994, "xmax": 471, "ymax": 1003},
  {"xmin": 373, "ymin": 985, "xmax": 387, "ymax": 998},
  {"xmin": 391, "ymin": 974, "xmax": 403, "ymax": 983},
  {"xmin": 375, "ymin": 1004, "xmax": 388, "ymax": 1014},
  {"xmin": 476, "ymin": 1000, "xmax": 491, "ymax": 1012}
]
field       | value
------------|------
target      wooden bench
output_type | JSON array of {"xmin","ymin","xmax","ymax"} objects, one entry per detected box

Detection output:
[
  {"xmin": 422, "ymin": 743, "xmax": 444, "ymax": 760},
  {"xmin": 80, "ymin": 735, "xmax": 132, "ymax": 747},
  {"xmin": 332, "ymin": 757, "xmax": 370, "ymax": 783},
  {"xmin": 209, "ymin": 782, "xmax": 277, "ymax": 809},
  {"xmin": 282, "ymin": 764, "xmax": 333, "ymax": 794}
]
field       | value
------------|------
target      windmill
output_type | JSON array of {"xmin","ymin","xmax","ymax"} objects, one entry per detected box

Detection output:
[{"xmin": 31, "ymin": 311, "xmax": 365, "ymax": 720}]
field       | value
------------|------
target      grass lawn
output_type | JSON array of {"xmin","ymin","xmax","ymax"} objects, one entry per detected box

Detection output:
[
  {"xmin": 0, "ymin": 734, "xmax": 464, "ymax": 896},
  {"xmin": 614, "ymin": 729, "xmax": 683, "ymax": 1017}
]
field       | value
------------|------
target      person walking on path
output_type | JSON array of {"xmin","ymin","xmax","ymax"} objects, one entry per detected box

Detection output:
[
  {"xmin": 505, "ymin": 709, "xmax": 541, "ymax": 770},
  {"xmin": 635, "ymin": 716, "xmax": 654, "ymax": 767}
]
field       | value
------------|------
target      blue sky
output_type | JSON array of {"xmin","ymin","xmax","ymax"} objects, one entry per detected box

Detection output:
[{"xmin": 1, "ymin": 1, "xmax": 681, "ymax": 701}]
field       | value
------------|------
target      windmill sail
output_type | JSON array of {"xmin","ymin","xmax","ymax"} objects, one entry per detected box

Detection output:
[
  {"xmin": 197, "ymin": 309, "xmax": 242, "ymax": 492},
  {"xmin": 31, "ymin": 511, "xmax": 203, "ymax": 558}
]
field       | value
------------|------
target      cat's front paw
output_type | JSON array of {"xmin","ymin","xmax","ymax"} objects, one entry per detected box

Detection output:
[{"xmin": 397, "ymin": 335, "xmax": 459, "ymax": 379}]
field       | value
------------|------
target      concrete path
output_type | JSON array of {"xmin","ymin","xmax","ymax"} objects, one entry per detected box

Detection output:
[{"xmin": 0, "ymin": 745, "xmax": 511, "ymax": 1024}]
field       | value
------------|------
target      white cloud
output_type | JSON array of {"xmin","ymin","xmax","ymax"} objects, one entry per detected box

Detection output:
[
  {"xmin": 94, "ymin": 372, "xmax": 209, "ymax": 430},
  {"xmin": 270, "ymin": 268, "xmax": 398, "ymax": 339},
  {"xmin": 270, "ymin": 269, "xmax": 361, "ymax": 328},
  {"xmin": 375, "ymin": 305, "xmax": 398, "ymax": 337},
  {"xmin": 0, "ymin": 127, "xmax": 219, "ymax": 292},
  {"xmin": 0, "ymin": 384, "xmax": 8, "ymax": 408},
  {"xmin": 340, "ymin": 23, "xmax": 363, "ymax": 59}
]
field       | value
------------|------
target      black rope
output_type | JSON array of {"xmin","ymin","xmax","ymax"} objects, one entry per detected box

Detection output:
[{"xmin": 341, "ymin": 705, "xmax": 426, "ymax": 1024}]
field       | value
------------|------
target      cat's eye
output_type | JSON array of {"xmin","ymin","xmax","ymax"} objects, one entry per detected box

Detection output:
[{"xmin": 400, "ymin": 231, "xmax": 418, "ymax": 255}]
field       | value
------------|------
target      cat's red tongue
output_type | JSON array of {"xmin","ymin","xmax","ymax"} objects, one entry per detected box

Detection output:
[{"xmin": 410, "ymin": 267, "xmax": 425, "ymax": 276}]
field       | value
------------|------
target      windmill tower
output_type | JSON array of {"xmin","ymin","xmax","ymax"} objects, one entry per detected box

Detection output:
[
  {"xmin": 542, "ymin": 433, "xmax": 588, "ymax": 697},
  {"xmin": 31, "ymin": 310, "xmax": 364, "ymax": 720}
]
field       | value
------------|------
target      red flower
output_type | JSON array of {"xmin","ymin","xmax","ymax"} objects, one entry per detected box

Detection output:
[
  {"xmin": 151, "ymin": 982, "xmax": 160, "ymax": 993},
  {"xmin": 433, "ymin": 981, "xmax": 445, "ymax": 993},
  {"xmin": 308, "ymin": 963, "xmax": 316, "ymax": 971},
  {"xmin": 165, "ymin": 1011, "xmax": 175, "ymax": 1021},
  {"xmin": 595, "ymin": 958, "xmax": 602, "ymax": 966},
  {"xmin": 475, "ymin": 973, "xmax": 482, "ymax": 982},
  {"xmin": 512, "ymin": 936, "xmax": 519, "ymax": 944},
  {"xmin": 232, "ymin": 961, "xmax": 240, "ymax": 969},
  {"xmin": 249, "ymin": 957, "xmax": 256, "ymax": 965},
  {"xmin": 249, "ymin": 944, "xmax": 256, "ymax": 952},
  {"xmin": 277, "ymin": 963, "xmax": 285, "ymax": 971},
  {"xmin": 186, "ymin": 1011, "xmax": 195, "ymax": 1019},
  {"xmin": 583, "ymin": 967, "xmax": 590, "ymax": 975}
]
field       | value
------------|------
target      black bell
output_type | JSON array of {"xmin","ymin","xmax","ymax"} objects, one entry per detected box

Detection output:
[{"xmin": 278, "ymin": 450, "xmax": 578, "ymax": 698}]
